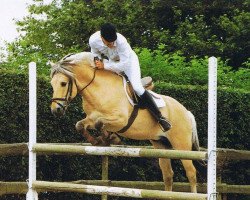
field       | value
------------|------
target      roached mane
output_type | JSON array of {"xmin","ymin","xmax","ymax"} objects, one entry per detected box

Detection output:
[{"xmin": 50, "ymin": 52, "xmax": 95, "ymax": 78}]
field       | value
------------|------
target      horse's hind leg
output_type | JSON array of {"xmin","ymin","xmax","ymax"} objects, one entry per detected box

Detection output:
[
  {"xmin": 150, "ymin": 140, "xmax": 174, "ymax": 191},
  {"xmin": 159, "ymin": 158, "xmax": 174, "ymax": 191},
  {"xmin": 181, "ymin": 159, "xmax": 197, "ymax": 193}
]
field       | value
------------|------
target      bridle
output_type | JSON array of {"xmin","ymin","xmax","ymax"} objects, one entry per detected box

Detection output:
[
  {"xmin": 78, "ymin": 68, "xmax": 97, "ymax": 94},
  {"xmin": 51, "ymin": 78, "xmax": 74, "ymax": 111},
  {"xmin": 51, "ymin": 68, "xmax": 97, "ymax": 111}
]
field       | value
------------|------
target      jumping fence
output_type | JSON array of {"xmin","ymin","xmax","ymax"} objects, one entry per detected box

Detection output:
[{"xmin": 0, "ymin": 57, "xmax": 249, "ymax": 200}]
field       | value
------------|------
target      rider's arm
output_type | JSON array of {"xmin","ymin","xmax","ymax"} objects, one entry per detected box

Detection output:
[
  {"xmin": 104, "ymin": 37, "xmax": 131, "ymax": 73},
  {"xmin": 90, "ymin": 44, "xmax": 102, "ymax": 58},
  {"xmin": 89, "ymin": 33, "xmax": 102, "ymax": 58}
]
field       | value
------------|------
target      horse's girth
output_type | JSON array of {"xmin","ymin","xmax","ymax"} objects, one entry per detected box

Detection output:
[{"xmin": 117, "ymin": 106, "xmax": 139, "ymax": 133}]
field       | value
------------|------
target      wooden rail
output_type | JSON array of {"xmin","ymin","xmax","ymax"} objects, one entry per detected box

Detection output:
[
  {"xmin": 0, "ymin": 143, "xmax": 28, "ymax": 156},
  {"xmin": 0, "ymin": 182, "xmax": 27, "ymax": 195},
  {"xmin": 32, "ymin": 144, "xmax": 207, "ymax": 160},
  {"xmin": 32, "ymin": 181, "xmax": 208, "ymax": 200},
  {"xmin": 1, "ymin": 181, "xmax": 250, "ymax": 195},
  {"xmin": 1, "ymin": 143, "xmax": 249, "ymax": 199},
  {"xmin": 1, "ymin": 143, "xmax": 249, "ymax": 161}
]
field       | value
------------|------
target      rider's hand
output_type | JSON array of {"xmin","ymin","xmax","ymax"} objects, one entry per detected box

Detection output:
[{"xmin": 95, "ymin": 60, "xmax": 104, "ymax": 69}]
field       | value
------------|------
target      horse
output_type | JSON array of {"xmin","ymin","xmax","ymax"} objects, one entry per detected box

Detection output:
[{"xmin": 50, "ymin": 52, "xmax": 201, "ymax": 193}]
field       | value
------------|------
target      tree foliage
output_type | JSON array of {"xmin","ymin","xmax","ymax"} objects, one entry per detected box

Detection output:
[
  {"xmin": 136, "ymin": 45, "xmax": 250, "ymax": 91},
  {"xmin": 1, "ymin": 0, "xmax": 249, "ymax": 89}
]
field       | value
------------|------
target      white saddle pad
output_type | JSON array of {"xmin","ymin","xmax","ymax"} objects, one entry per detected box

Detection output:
[{"xmin": 122, "ymin": 77, "xmax": 166, "ymax": 108}]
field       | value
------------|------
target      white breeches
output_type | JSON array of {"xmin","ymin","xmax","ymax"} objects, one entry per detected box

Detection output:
[{"xmin": 124, "ymin": 51, "xmax": 145, "ymax": 96}]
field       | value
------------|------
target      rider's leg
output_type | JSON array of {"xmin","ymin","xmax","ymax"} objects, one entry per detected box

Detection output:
[
  {"xmin": 124, "ymin": 51, "xmax": 144, "ymax": 95},
  {"xmin": 140, "ymin": 90, "xmax": 171, "ymax": 132},
  {"xmin": 125, "ymin": 51, "xmax": 171, "ymax": 132}
]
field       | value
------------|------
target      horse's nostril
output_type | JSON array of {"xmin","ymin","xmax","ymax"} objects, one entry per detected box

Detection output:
[
  {"xmin": 51, "ymin": 100, "xmax": 67, "ymax": 117},
  {"xmin": 51, "ymin": 107, "xmax": 64, "ymax": 117}
]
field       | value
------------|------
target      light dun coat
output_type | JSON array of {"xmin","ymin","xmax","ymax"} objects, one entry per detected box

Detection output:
[{"xmin": 50, "ymin": 52, "xmax": 200, "ymax": 193}]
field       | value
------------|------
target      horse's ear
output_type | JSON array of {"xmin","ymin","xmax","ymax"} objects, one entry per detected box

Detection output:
[
  {"xmin": 49, "ymin": 61, "xmax": 55, "ymax": 67},
  {"xmin": 63, "ymin": 60, "xmax": 76, "ymax": 65}
]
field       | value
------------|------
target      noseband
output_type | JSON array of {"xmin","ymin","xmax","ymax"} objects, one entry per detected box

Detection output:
[
  {"xmin": 51, "ymin": 68, "xmax": 97, "ymax": 110},
  {"xmin": 51, "ymin": 78, "xmax": 74, "ymax": 110}
]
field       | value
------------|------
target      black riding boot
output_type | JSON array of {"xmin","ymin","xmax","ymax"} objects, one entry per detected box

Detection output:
[{"xmin": 140, "ymin": 90, "xmax": 171, "ymax": 132}]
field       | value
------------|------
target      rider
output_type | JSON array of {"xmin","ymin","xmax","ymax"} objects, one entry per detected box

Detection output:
[{"xmin": 89, "ymin": 23, "xmax": 171, "ymax": 132}]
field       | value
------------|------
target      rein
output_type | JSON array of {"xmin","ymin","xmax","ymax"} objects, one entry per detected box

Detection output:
[
  {"xmin": 51, "ymin": 68, "xmax": 97, "ymax": 110},
  {"xmin": 78, "ymin": 68, "xmax": 97, "ymax": 95}
]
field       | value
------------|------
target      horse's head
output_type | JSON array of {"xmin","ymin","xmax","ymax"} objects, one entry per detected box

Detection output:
[
  {"xmin": 50, "ymin": 60, "xmax": 78, "ymax": 116},
  {"xmin": 50, "ymin": 52, "xmax": 96, "ymax": 116}
]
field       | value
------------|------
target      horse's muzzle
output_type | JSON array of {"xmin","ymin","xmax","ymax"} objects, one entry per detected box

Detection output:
[
  {"xmin": 51, "ymin": 98, "xmax": 69, "ymax": 117},
  {"xmin": 51, "ymin": 106, "xmax": 65, "ymax": 117}
]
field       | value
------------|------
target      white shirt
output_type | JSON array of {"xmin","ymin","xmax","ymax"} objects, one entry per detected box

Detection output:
[{"xmin": 89, "ymin": 31, "xmax": 133, "ymax": 73}]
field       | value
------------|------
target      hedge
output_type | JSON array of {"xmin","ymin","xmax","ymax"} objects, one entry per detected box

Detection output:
[{"xmin": 0, "ymin": 70, "xmax": 249, "ymax": 200}]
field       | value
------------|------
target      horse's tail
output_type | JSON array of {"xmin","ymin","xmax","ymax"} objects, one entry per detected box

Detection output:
[
  {"xmin": 188, "ymin": 111, "xmax": 207, "ymax": 181},
  {"xmin": 187, "ymin": 111, "xmax": 200, "ymax": 151}
]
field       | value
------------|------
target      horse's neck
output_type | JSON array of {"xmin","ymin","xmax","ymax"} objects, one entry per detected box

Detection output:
[
  {"xmin": 97, "ymin": 70, "xmax": 123, "ymax": 87},
  {"xmin": 77, "ymin": 66, "xmax": 125, "ymax": 105},
  {"xmin": 92, "ymin": 70, "xmax": 124, "ymax": 96}
]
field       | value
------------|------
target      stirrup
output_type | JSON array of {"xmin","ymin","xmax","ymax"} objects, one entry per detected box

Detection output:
[{"xmin": 158, "ymin": 117, "xmax": 171, "ymax": 132}]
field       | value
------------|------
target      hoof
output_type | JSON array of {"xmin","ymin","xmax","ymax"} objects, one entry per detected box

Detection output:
[
  {"xmin": 110, "ymin": 134, "xmax": 122, "ymax": 145},
  {"xmin": 75, "ymin": 121, "xmax": 84, "ymax": 132},
  {"xmin": 95, "ymin": 136, "xmax": 110, "ymax": 146},
  {"xmin": 95, "ymin": 121, "xmax": 104, "ymax": 131}
]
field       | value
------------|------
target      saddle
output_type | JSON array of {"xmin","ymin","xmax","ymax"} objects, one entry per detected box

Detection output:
[
  {"xmin": 141, "ymin": 76, "xmax": 155, "ymax": 91},
  {"xmin": 117, "ymin": 74, "xmax": 154, "ymax": 133},
  {"xmin": 122, "ymin": 74, "xmax": 154, "ymax": 108}
]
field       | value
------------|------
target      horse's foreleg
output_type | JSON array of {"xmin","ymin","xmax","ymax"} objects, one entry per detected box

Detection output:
[
  {"xmin": 82, "ymin": 129, "xmax": 100, "ymax": 146},
  {"xmin": 76, "ymin": 117, "xmax": 95, "ymax": 132},
  {"xmin": 181, "ymin": 160, "xmax": 197, "ymax": 193},
  {"xmin": 95, "ymin": 121, "xmax": 109, "ymax": 140},
  {"xmin": 95, "ymin": 121, "xmax": 122, "ymax": 146},
  {"xmin": 76, "ymin": 116, "xmax": 122, "ymax": 146},
  {"xmin": 109, "ymin": 133, "xmax": 122, "ymax": 145},
  {"xmin": 76, "ymin": 118, "xmax": 102, "ymax": 145}
]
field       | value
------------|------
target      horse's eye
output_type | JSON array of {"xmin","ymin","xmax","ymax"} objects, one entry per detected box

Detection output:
[{"xmin": 61, "ymin": 82, "xmax": 67, "ymax": 87}]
